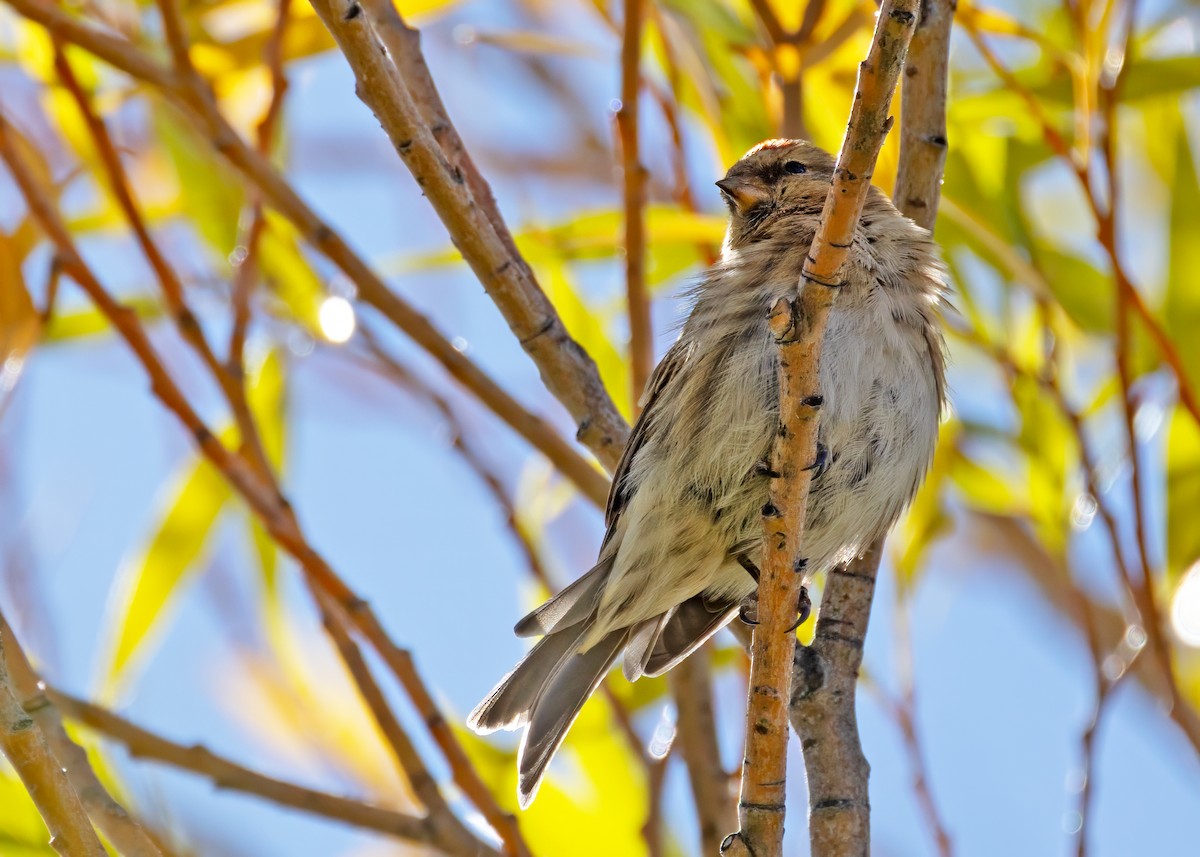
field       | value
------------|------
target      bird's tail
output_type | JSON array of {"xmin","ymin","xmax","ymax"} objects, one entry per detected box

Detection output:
[{"xmin": 467, "ymin": 624, "xmax": 628, "ymax": 807}]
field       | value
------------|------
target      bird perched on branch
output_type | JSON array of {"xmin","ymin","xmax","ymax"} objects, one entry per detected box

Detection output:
[{"xmin": 469, "ymin": 138, "xmax": 947, "ymax": 806}]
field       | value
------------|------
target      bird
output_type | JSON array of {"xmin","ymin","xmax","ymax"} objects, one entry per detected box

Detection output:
[{"xmin": 468, "ymin": 138, "xmax": 948, "ymax": 807}]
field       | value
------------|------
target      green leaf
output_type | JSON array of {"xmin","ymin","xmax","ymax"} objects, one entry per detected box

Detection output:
[
  {"xmin": 43, "ymin": 295, "xmax": 164, "ymax": 342},
  {"xmin": 259, "ymin": 209, "xmax": 324, "ymax": 331},
  {"xmin": 1165, "ymin": 124, "xmax": 1200, "ymax": 388},
  {"xmin": 101, "ymin": 446, "xmax": 232, "ymax": 692},
  {"xmin": 894, "ymin": 422, "xmax": 957, "ymax": 588}
]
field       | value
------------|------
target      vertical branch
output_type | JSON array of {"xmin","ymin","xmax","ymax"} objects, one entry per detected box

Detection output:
[
  {"xmin": 670, "ymin": 649, "xmax": 735, "ymax": 855},
  {"xmin": 725, "ymin": 5, "xmax": 918, "ymax": 856},
  {"xmin": 0, "ymin": 629, "xmax": 106, "ymax": 857},
  {"xmin": 229, "ymin": 0, "xmax": 293, "ymax": 377},
  {"xmin": 617, "ymin": 0, "xmax": 652, "ymax": 405},
  {"xmin": 0, "ymin": 611, "xmax": 165, "ymax": 857},
  {"xmin": 893, "ymin": 0, "xmax": 953, "ymax": 230}
]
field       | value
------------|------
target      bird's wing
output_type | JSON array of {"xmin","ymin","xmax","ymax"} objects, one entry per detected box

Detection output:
[{"xmin": 604, "ymin": 338, "xmax": 694, "ymax": 527}]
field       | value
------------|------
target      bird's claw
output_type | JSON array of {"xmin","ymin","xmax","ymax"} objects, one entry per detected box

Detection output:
[
  {"xmin": 738, "ymin": 592, "xmax": 759, "ymax": 625},
  {"xmin": 787, "ymin": 586, "xmax": 812, "ymax": 632},
  {"xmin": 802, "ymin": 443, "xmax": 829, "ymax": 479}
]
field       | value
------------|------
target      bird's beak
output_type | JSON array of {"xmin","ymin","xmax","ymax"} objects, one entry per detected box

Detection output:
[{"xmin": 716, "ymin": 177, "xmax": 770, "ymax": 215}]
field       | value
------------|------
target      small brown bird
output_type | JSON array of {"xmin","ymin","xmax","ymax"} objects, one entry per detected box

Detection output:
[{"xmin": 469, "ymin": 139, "xmax": 947, "ymax": 806}]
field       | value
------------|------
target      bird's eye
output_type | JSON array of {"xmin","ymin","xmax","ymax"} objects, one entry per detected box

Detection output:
[{"xmin": 784, "ymin": 161, "xmax": 807, "ymax": 175}]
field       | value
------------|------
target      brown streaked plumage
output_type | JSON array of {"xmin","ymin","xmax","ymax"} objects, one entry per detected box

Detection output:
[{"xmin": 468, "ymin": 139, "xmax": 948, "ymax": 807}]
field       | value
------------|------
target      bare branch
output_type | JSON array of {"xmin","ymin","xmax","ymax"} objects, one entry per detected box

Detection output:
[
  {"xmin": 670, "ymin": 650, "xmax": 735, "ymax": 855},
  {"xmin": 0, "ymin": 611, "xmax": 165, "ymax": 857},
  {"xmin": 894, "ymin": 0, "xmax": 953, "ymax": 231},
  {"xmin": 726, "ymin": 5, "xmax": 919, "ymax": 855},
  {"xmin": 309, "ymin": 0, "xmax": 631, "ymax": 470},
  {"xmin": 617, "ymin": 0, "xmax": 652, "ymax": 406},
  {"xmin": 0, "ymin": 629, "xmax": 105, "ymax": 857},
  {"xmin": 42, "ymin": 686, "xmax": 447, "ymax": 848},
  {"xmin": 314, "ymin": 593, "xmax": 511, "ymax": 857}
]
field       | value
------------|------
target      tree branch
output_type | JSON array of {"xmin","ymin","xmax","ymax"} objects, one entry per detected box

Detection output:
[
  {"xmin": 0, "ymin": 611, "xmax": 165, "ymax": 857},
  {"xmin": 314, "ymin": 592, "xmax": 513, "ymax": 857},
  {"xmin": 893, "ymin": 0, "xmax": 953, "ymax": 232},
  {"xmin": 670, "ymin": 649, "xmax": 735, "ymax": 855},
  {"xmin": 308, "ymin": 0, "xmax": 631, "ymax": 470},
  {"xmin": 724, "ymin": 5, "xmax": 919, "ymax": 856},
  {"xmin": 617, "ymin": 0, "xmax": 652, "ymax": 406},
  {"xmin": 41, "ymin": 686, "xmax": 451, "ymax": 849},
  {"xmin": 0, "ymin": 629, "xmax": 106, "ymax": 857}
]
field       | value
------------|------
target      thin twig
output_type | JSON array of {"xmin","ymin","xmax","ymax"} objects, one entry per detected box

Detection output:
[
  {"xmin": 50, "ymin": 46, "xmax": 276, "ymax": 482},
  {"xmin": 963, "ymin": 21, "xmax": 1200, "ymax": 430},
  {"xmin": 353, "ymin": 328, "xmax": 554, "ymax": 586},
  {"xmin": 0, "ymin": 629, "xmax": 106, "ymax": 857},
  {"xmin": 886, "ymin": 595, "xmax": 953, "ymax": 857},
  {"xmin": 725, "ymin": 5, "xmax": 919, "ymax": 856},
  {"xmin": 617, "ymin": 0, "xmax": 652, "ymax": 406},
  {"xmin": 229, "ymin": 0, "xmax": 293, "ymax": 383},
  {"xmin": 314, "ymin": 592, "xmax": 506, "ymax": 857},
  {"xmin": 1094, "ymin": 0, "xmax": 1183, "ymax": 752},
  {"xmin": 42, "ymin": 686, "xmax": 448, "ymax": 848},
  {"xmin": 952, "ymin": 319, "xmax": 1200, "ymax": 755},
  {"xmin": 0, "ymin": 611, "xmax": 165, "ymax": 857}
]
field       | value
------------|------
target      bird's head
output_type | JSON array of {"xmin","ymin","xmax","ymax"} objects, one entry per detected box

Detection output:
[{"xmin": 716, "ymin": 138, "xmax": 837, "ymax": 249}]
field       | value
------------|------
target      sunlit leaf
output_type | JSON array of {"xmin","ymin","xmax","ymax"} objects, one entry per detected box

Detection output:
[
  {"xmin": 893, "ymin": 421, "xmax": 958, "ymax": 588},
  {"xmin": 462, "ymin": 690, "xmax": 649, "ymax": 857},
  {"xmin": 260, "ymin": 210, "xmax": 328, "ymax": 332}
]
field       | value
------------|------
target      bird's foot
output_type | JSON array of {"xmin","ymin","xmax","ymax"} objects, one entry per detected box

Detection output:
[{"xmin": 737, "ymin": 585, "xmax": 811, "ymax": 631}]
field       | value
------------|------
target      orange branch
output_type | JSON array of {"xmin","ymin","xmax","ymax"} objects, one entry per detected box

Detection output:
[
  {"xmin": 724, "ymin": 4, "xmax": 919, "ymax": 856},
  {"xmin": 617, "ymin": 0, "xmax": 652, "ymax": 407}
]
